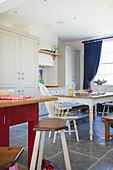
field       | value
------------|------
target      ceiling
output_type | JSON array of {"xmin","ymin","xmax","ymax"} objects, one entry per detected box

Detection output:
[{"xmin": 1, "ymin": 0, "xmax": 113, "ymax": 41}]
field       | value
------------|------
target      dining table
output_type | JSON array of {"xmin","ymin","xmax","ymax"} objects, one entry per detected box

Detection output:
[
  {"xmin": 56, "ymin": 92, "xmax": 113, "ymax": 141},
  {"xmin": 0, "ymin": 95, "xmax": 58, "ymax": 169}
]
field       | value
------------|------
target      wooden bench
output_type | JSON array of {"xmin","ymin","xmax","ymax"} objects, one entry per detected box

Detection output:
[
  {"xmin": 101, "ymin": 113, "xmax": 113, "ymax": 141},
  {"xmin": 0, "ymin": 147, "xmax": 24, "ymax": 170}
]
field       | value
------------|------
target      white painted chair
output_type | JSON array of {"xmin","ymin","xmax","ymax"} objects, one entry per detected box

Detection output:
[
  {"xmin": 102, "ymin": 102, "xmax": 113, "ymax": 117},
  {"xmin": 38, "ymin": 83, "xmax": 79, "ymax": 143},
  {"xmin": 101, "ymin": 86, "xmax": 113, "ymax": 117}
]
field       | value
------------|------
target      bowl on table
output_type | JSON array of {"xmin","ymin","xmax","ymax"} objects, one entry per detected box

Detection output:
[{"xmin": 0, "ymin": 90, "xmax": 14, "ymax": 96}]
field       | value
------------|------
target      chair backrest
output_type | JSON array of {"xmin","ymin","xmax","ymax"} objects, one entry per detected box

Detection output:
[{"xmin": 38, "ymin": 83, "xmax": 56, "ymax": 118}]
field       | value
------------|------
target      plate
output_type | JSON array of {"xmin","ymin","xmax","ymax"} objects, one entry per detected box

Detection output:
[
  {"xmin": 0, "ymin": 90, "xmax": 14, "ymax": 96},
  {"xmin": 76, "ymin": 93, "xmax": 89, "ymax": 96}
]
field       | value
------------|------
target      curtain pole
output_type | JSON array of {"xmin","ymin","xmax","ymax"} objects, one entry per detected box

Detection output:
[{"xmin": 82, "ymin": 36, "xmax": 113, "ymax": 44}]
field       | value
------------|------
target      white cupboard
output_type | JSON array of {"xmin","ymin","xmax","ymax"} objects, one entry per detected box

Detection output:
[
  {"xmin": 58, "ymin": 46, "xmax": 80, "ymax": 90},
  {"xmin": 0, "ymin": 26, "xmax": 39, "ymax": 95}
]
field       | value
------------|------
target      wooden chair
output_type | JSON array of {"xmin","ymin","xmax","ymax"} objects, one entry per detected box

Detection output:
[
  {"xmin": 0, "ymin": 147, "xmax": 24, "ymax": 170},
  {"xmin": 30, "ymin": 118, "xmax": 71, "ymax": 170},
  {"xmin": 38, "ymin": 83, "xmax": 79, "ymax": 143}
]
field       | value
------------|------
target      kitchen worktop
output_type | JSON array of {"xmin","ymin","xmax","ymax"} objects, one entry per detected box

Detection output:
[{"xmin": 0, "ymin": 95, "xmax": 58, "ymax": 108}]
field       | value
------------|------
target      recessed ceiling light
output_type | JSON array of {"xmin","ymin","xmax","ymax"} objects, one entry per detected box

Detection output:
[
  {"xmin": 0, "ymin": 0, "xmax": 7, "ymax": 4},
  {"xmin": 73, "ymin": 17, "xmax": 77, "ymax": 20},
  {"xmin": 13, "ymin": 11, "xmax": 18, "ymax": 14},
  {"xmin": 56, "ymin": 20, "xmax": 64, "ymax": 24},
  {"xmin": 46, "ymin": 25, "xmax": 50, "ymax": 27}
]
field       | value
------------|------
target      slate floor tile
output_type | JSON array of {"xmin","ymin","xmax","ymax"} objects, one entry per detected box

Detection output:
[
  {"xmin": 70, "ymin": 137, "xmax": 113, "ymax": 159},
  {"xmin": 90, "ymin": 149, "xmax": 113, "ymax": 170},
  {"xmin": 49, "ymin": 150, "xmax": 97, "ymax": 170}
]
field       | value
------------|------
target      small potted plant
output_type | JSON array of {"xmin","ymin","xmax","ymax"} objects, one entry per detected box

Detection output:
[{"xmin": 94, "ymin": 79, "xmax": 107, "ymax": 93}]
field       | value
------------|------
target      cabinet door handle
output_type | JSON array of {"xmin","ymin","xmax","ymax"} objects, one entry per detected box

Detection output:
[
  {"xmin": 22, "ymin": 73, "xmax": 24, "ymax": 80},
  {"xmin": 18, "ymin": 90, "xmax": 20, "ymax": 93},
  {"xmin": 18, "ymin": 72, "xmax": 20, "ymax": 80},
  {"xmin": 4, "ymin": 115, "xmax": 6, "ymax": 124}
]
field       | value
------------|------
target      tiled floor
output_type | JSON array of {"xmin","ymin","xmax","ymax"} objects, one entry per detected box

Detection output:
[{"xmin": 9, "ymin": 111, "xmax": 113, "ymax": 170}]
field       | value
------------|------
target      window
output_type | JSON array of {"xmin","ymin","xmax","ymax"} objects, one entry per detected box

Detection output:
[{"xmin": 95, "ymin": 39, "xmax": 113, "ymax": 85}]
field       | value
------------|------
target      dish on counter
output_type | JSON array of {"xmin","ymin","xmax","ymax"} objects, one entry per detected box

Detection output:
[
  {"xmin": 0, "ymin": 90, "xmax": 14, "ymax": 96},
  {"xmin": 76, "ymin": 89, "xmax": 89, "ymax": 96}
]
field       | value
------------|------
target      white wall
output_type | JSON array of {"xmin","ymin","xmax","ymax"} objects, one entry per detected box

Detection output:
[{"xmin": 29, "ymin": 27, "xmax": 58, "ymax": 86}]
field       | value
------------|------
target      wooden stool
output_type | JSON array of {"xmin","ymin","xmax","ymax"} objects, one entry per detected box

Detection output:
[
  {"xmin": 0, "ymin": 147, "xmax": 24, "ymax": 170},
  {"xmin": 102, "ymin": 113, "xmax": 113, "ymax": 141},
  {"xmin": 30, "ymin": 118, "xmax": 71, "ymax": 170}
]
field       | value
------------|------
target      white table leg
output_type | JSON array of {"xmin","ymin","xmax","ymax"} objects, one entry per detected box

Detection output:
[
  {"xmin": 37, "ymin": 131, "xmax": 46, "ymax": 170},
  {"xmin": 95, "ymin": 104, "xmax": 97, "ymax": 119},
  {"xmin": 60, "ymin": 130, "xmax": 71, "ymax": 170},
  {"xmin": 89, "ymin": 105, "xmax": 93, "ymax": 140}
]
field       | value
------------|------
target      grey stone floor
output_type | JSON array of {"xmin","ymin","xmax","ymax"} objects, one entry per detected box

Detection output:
[{"xmin": 9, "ymin": 112, "xmax": 113, "ymax": 170}]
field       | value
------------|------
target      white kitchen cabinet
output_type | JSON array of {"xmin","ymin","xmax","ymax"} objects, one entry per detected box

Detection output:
[
  {"xmin": 48, "ymin": 88, "xmax": 60, "ymax": 95},
  {"xmin": 21, "ymin": 35, "xmax": 38, "ymax": 95},
  {"xmin": 0, "ymin": 26, "xmax": 39, "ymax": 95},
  {"xmin": 0, "ymin": 29, "xmax": 20, "ymax": 93},
  {"xmin": 58, "ymin": 46, "xmax": 80, "ymax": 90},
  {"xmin": 48, "ymin": 88, "xmax": 65, "ymax": 95}
]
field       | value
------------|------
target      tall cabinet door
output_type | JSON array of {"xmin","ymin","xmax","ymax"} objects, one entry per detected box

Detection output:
[
  {"xmin": 65, "ymin": 48, "xmax": 80, "ymax": 89},
  {"xmin": 0, "ymin": 30, "xmax": 20, "ymax": 93},
  {"xmin": 21, "ymin": 36, "xmax": 38, "ymax": 95}
]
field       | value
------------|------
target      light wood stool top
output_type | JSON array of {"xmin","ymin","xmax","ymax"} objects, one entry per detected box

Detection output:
[
  {"xmin": 33, "ymin": 118, "xmax": 67, "ymax": 131},
  {"xmin": 0, "ymin": 147, "xmax": 24, "ymax": 170},
  {"xmin": 102, "ymin": 113, "xmax": 113, "ymax": 121}
]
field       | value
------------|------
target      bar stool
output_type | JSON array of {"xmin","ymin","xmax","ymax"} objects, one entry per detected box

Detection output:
[
  {"xmin": 0, "ymin": 147, "xmax": 24, "ymax": 170},
  {"xmin": 30, "ymin": 118, "xmax": 72, "ymax": 170}
]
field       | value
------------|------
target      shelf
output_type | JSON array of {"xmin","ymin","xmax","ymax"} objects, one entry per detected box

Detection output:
[{"xmin": 39, "ymin": 50, "xmax": 59, "ymax": 60}]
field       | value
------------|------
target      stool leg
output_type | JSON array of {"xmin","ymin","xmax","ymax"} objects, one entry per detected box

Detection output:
[
  {"xmin": 53, "ymin": 131, "xmax": 57, "ymax": 143},
  {"xmin": 37, "ymin": 131, "xmax": 46, "ymax": 170},
  {"xmin": 49, "ymin": 131, "xmax": 51, "ymax": 138},
  {"xmin": 67, "ymin": 120, "xmax": 71, "ymax": 135},
  {"xmin": 30, "ymin": 131, "xmax": 41, "ymax": 170},
  {"xmin": 60, "ymin": 130, "xmax": 71, "ymax": 170},
  {"xmin": 73, "ymin": 119, "xmax": 79, "ymax": 142}
]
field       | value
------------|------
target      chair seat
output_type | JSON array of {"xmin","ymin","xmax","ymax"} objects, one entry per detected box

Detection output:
[
  {"xmin": 0, "ymin": 147, "xmax": 24, "ymax": 170},
  {"xmin": 33, "ymin": 118, "xmax": 67, "ymax": 131}
]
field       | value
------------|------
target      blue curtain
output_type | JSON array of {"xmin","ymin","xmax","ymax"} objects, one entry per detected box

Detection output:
[{"xmin": 83, "ymin": 41, "xmax": 103, "ymax": 89}]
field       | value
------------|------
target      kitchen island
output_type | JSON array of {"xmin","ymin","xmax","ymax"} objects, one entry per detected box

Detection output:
[{"xmin": 0, "ymin": 95, "xmax": 58, "ymax": 169}]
